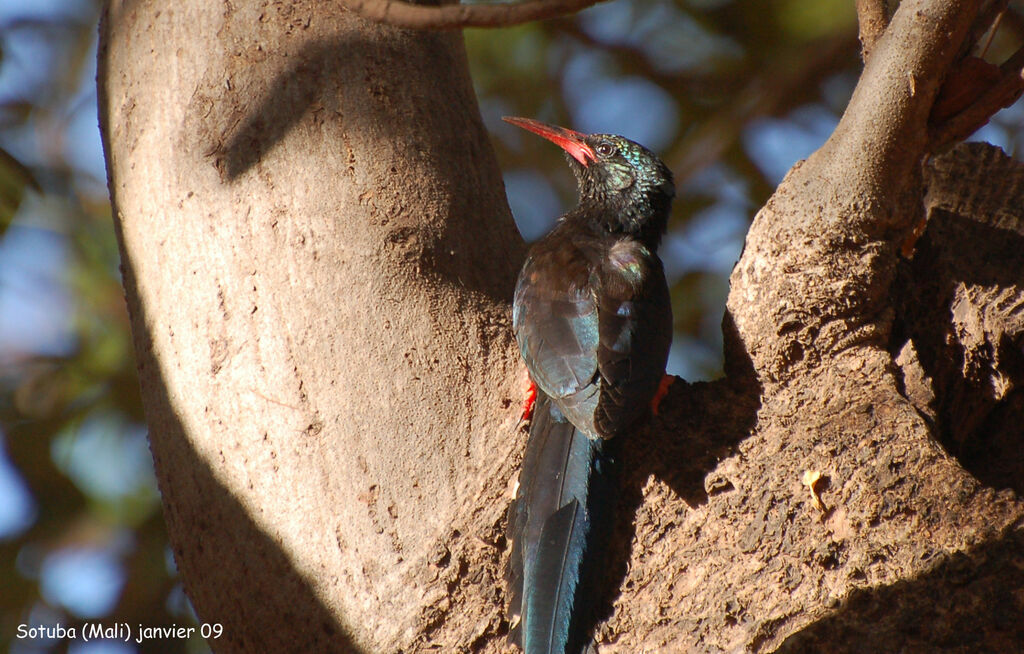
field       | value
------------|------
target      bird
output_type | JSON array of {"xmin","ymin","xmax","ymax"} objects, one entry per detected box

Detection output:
[{"xmin": 502, "ymin": 116, "xmax": 675, "ymax": 654}]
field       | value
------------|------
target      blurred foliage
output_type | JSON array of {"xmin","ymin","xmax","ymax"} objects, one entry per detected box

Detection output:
[
  {"xmin": 0, "ymin": 146, "xmax": 39, "ymax": 233},
  {"xmin": 0, "ymin": 0, "xmax": 1021, "ymax": 652},
  {"xmin": 0, "ymin": 2, "xmax": 206, "ymax": 653}
]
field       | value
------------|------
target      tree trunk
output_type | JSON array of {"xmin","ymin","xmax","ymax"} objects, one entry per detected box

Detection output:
[
  {"xmin": 98, "ymin": 0, "xmax": 1024, "ymax": 652},
  {"xmin": 99, "ymin": 1, "xmax": 525, "ymax": 651}
]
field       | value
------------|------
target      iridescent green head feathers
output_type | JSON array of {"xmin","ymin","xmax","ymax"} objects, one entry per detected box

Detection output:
[{"xmin": 503, "ymin": 117, "xmax": 675, "ymax": 248}]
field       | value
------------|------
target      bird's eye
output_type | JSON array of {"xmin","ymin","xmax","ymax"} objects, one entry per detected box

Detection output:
[{"xmin": 595, "ymin": 141, "xmax": 616, "ymax": 158}]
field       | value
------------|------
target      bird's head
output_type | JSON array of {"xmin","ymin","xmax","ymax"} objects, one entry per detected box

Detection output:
[{"xmin": 503, "ymin": 116, "xmax": 675, "ymax": 247}]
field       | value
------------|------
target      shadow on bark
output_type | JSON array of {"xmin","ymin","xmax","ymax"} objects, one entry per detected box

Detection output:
[
  {"xmin": 219, "ymin": 46, "xmax": 329, "ymax": 182},
  {"xmin": 893, "ymin": 202, "xmax": 1024, "ymax": 496},
  {"xmin": 580, "ymin": 310, "xmax": 762, "ymax": 643},
  {"xmin": 142, "ymin": 388, "xmax": 364, "ymax": 652},
  {"xmin": 146, "ymin": 410, "xmax": 364, "ymax": 653},
  {"xmin": 210, "ymin": 35, "xmax": 523, "ymax": 305},
  {"xmin": 642, "ymin": 310, "xmax": 763, "ymax": 506},
  {"xmin": 776, "ymin": 526, "xmax": 1024, "ymax": 653},
  {"xmin": 119, "ymin": 273, "xmax": 363, "ymax": 653}
]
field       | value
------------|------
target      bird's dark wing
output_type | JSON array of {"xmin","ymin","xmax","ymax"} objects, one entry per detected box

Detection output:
[
  {"xmin": 513, "ymin": 231, "xmax": 672, "ymax": 439},
  {"xmin": 592, "ymin": 238, "xmax": 673, "ymax": 436},
  {"xmin": 513, "ymin": 238, "xmax": 602, "ymax": 436}
]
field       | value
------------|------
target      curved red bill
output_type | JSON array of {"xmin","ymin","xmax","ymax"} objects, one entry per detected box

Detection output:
[{"xmin": 502, "ymin": 116, "xmax": 596, "ymax": 167}]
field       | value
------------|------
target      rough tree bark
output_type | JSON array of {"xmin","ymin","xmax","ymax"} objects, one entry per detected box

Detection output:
[
  {"xmin": 98, "ymin": 1, "xmax": 525, "ymax": 650},
  {"xmin": 98, "ymin": 0, "xmax": 1024, "ymax": 652}
]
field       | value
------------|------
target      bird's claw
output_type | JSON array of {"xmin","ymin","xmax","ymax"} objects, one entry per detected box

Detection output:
[
  {"xmin": 650, "ymin": 374, "xmax": 674, "ymax": 416},
  {"xmin": 514, "ymin": 379, "xmax": 538, "ymax": 432},
  {"xmin": 521, "ymin": 379, "xmax": 538, "ymax": 422}
]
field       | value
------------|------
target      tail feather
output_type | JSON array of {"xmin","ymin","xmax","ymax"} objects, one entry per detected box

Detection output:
[
  {"xmin": 527, "ymin": 500, "xmax": 585, "ymax": 653},
  {"xmin": 507, "ymin": 391, "xmax": 615, "ymax": 653}
]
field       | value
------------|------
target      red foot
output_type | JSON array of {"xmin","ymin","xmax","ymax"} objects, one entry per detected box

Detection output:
[
  {"xmin": 650, "ymin": 375, "xmax": 675, "ymax": 416},
  {"xmin": 521, "ymin": 378, "xmax": 538, "ymax": 423}
]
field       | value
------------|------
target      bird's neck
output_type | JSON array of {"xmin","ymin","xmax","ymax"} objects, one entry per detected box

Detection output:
[{"xmin": 565, "ymin": 199, "xmax": 668, "ymax": 251}]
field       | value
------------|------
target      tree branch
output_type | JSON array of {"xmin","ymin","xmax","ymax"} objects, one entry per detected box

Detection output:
[
  {"xmin": 967, "ymin": 0, "xmax": 1009, "ymax": 57},
  {"xmin": 931, "ymin": 40, "xmax": 1024, "ymax": 148},
  {"xmin": 337, "ymin": 0, "xmax": 609, "ymax": 29},
  {"xmin": 856, "ymin": 0, "xmax": 888, "ymax": 61},
  {"xmin": 809, "ymin": 0, "xmax": 983, "ymax": 232}
]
